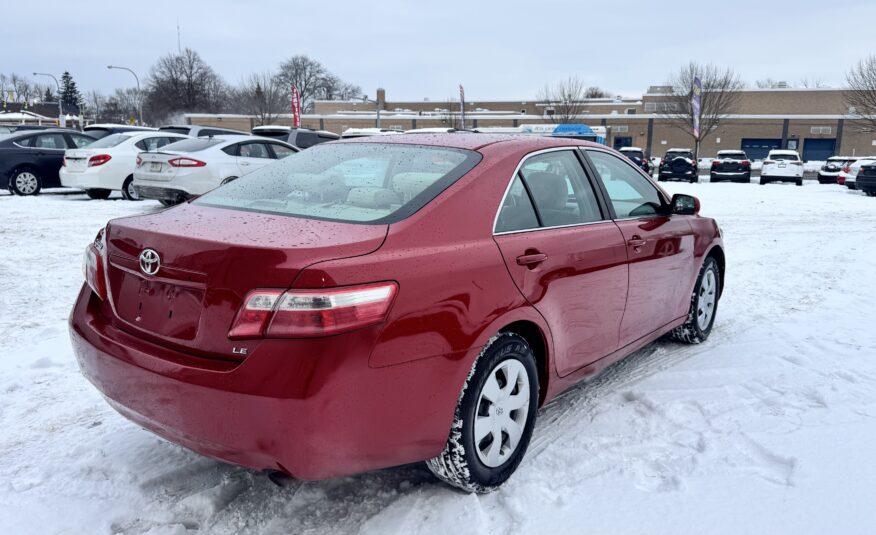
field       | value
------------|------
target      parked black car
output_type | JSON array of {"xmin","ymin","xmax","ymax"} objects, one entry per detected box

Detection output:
[
  {"xmin": 857, "ymin": 163, "xmax": 876, "ymax": 196},
  {"xmin": 658, "ymin": 148, "xmax": 698, "ymax": 183},
  {"xmin": 83, "ymin": 124, "xmax": 156, "ymax": 140},
  {"xmin": 1, "ymin": 129, "xmax": 98, "ymax": 195},
  {"xmin": 709, "ymin": 150, "xmax": 751, "ymax": 183},
  {"xmin": 618, "ymin": 146, "xmax": 650, "ymax": 173},
  {"xmin": 159, "ymin": 124, "xmax": 248, "ymax": 137},
  {"xmin": 251, "ymin": 126, "xmax": 340, "ymax": 149}
]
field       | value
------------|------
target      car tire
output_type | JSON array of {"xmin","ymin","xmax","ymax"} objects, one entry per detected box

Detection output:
[
  {"xmin": 86, "ymin": 188, "xmax": 112, "ymax": 200},
  {"xmin": 671, "ymin": 255, "xmax": 720, "ymax": 344},
  {"xmin": 10, "ymin": 168, "xmax": 42, "ymax": 196},
  {"xmin": 426, "ymin": 332, "xmax": 539, "ymax": 493},
  {"xmin": 760, "ymin": 176, "xmax": 768, "ymax": 185},
  {"xmin": 796, "ymin": 179, "xmax": 803, "ymax": 187},
  {"xmin": 690, "ymin": 177, "xmax": 698, "ymax": 183},
  {"xmin": 121, "ymin": 176, "xmax": 140, "ymax": 201}
]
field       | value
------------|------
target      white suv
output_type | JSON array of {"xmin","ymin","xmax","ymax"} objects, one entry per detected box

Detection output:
[{"xmin": 760, "ymin": 150, "xmax": 804, "ymax": 186}]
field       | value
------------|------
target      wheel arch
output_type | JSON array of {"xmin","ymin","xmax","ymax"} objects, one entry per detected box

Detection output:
[
  {"xmin": 705, "ymin": 244, "xmax": 726, "ymax": 297},
  {"xmin": 497, "ymin": 319, "xmax": 551, "ymax": 407}
]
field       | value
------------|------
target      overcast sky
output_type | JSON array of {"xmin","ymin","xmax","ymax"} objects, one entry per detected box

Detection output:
[{"xmin": 6, "ymin": 0, "xmax": 874, "ymax": 101}]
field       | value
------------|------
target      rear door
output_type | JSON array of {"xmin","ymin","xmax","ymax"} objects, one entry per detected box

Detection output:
[
  {"xmin": 32, "ymin": 133, "xmax": 68, "ymax": 186},
  {"xmin": 493, "ymin": 149, "xmax": 629, "ymax": 376},
  {"xmin": 584, "ymin": 149, "xmax": 696, "ymax": 346}
]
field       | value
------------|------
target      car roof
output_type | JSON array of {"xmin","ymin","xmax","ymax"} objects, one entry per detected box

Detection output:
[
  {"xmin": 619, "ymin": 146, "xmax": 643, "ymax": 151},
  {"xmin": 4, "ymin": 128, "xmax": 89, "ymax": 139},
  {"xmin": 336, "ymin": 132, "xmax": 606, "ymax": 152},
  {"xmin": 768, "ymin": 149, "xmax": 800, "ymax": 155},
  {"xmin": 666, "ymin": 148, "xmax": 693, "ymax": 152},
  {"xmin": 717, "ymin": 149, "xmax": 746, "ymax": 154}
]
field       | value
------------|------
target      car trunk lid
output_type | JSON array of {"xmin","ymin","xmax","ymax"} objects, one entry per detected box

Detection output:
[
  {"xmin": 103, "ymin": 202, "xmax": 388, "ymax": 358},
  {"xmin": 65, "ymin": 149, "xmax": 96, "ymax": 173},
  {"xmin": 136, "ymin": 152, "xmax": 181, "ymax": 181}
]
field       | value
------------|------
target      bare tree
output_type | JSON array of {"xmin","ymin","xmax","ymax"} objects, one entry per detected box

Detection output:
[
  {"xmin": 236, "ymin": 71, "xmax": 286, "ymax": 126},
  {"xmin": 755, "ymin": 78, "xmax": 781, "ymax": 89},
  {"xmin": 798, "ymin": 77, "xmax": 828, "ymax": 89},
  {"xmin": 845, "ymin": 55, "xmax": 876, "ymax": 133},
  {"xmin": 537, "ymin": 76, "xmax": 587, "ymax": 123},
  {"xmin": 658, "ymin": 62, "xmax": 744, "ymax": 159},
  {"xmin": 585, "ymin": 86, "xmax": 609, "ymax": 98},
  {"xmin": 144, "ymin": 48, "xmax": 229, "ymax": 123},
  {"xmin": 275, "ymin": 55, "xmax": 361, "ymax": 112}
]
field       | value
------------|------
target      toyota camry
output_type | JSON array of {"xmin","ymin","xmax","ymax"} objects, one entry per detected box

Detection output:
[{"xmin": 70, "ymin": 133, "xmax": 724, "ymax": 493}]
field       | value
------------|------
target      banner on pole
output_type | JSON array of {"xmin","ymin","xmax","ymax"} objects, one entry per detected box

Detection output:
[
  {"xmin": 459, "ymin": 84, "xmax": 465, "ymax": 130},
  {"xmin": 692, "ymin": 76, "xmax": 702, "ymax": 138},
  {"xmin": 291, "ymin": 86, "xmax": 302, "ymax": 128}
]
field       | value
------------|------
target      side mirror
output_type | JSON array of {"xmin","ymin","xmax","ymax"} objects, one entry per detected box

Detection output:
[{"xmin": 670, "ymin": 193, "xmax": 699, "ymax": 215}]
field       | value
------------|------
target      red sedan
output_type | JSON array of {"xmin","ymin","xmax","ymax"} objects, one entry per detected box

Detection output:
[{"xmin": 70, "ymin": 134, "xmax": 724, "ymax": 493}]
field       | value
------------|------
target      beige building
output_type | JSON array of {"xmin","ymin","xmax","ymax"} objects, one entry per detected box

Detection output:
[{"xmin": 186, "ymin": 86, "xmax": 876, "ymax": 161}]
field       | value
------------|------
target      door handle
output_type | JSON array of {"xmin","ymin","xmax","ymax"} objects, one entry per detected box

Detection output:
[
  {"xmin": 627, "ymin": 236, "xmax": 647, "ymax": 248},
  {"xmin": 240, "ymin": 161, "xmax": 251, "ymax": 166},
  {"xmin": 516, "ymin": 253, "xmax": 548, "ymax": 266}
]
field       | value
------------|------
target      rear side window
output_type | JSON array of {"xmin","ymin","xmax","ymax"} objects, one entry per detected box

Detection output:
[
  {"xmin": 238, "ymin": 143, "xmax": 271, "ymax": 158},
  {"xmin": 163, "ymin": 138, "xmax": 223, "ymax": 152},
  {"xmin": 14, "ymin": 136, "xmax": 34, "ymax": 147},
  {"xmin": 518, "ymin": 151, "xmax": 602, "ymax": 227},
  {"xmin": 34, "ymin": 134, "xmax": 67, "ymax": 149},
  {"xmin": 194, "ymin": 143, "xmax": 481, "ymax": 224},
  {"xmin": 296, "ymin": 132, "xmax": 320, "ymax": 149},
  {"xmin": 83, "ymin": 129, "xmax": 111, "ymax": 139},
  {"xmin": 69, "ymin": 134, "xmax": 95, "ymax": 148},
  {"xmin": 270, "ymin": 143, "xmax": 297, "ymax": 159},
  {"xmin": 588, "ymin": 150, "xmax": 664, "ymax": 218},
  {"xmin": 495, "ymin": 176, "xmax": 539, "ymax": 233}
]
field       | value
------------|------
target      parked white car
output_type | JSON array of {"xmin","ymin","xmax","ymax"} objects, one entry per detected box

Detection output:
[
  {"xmin": 760, "ymin": 150, "xmax": 804, "ymax": 186},
  {"xmin": 839, "ymin": 157, "xmax": 876, "ymax": 190},
  {"xmin": 60, "ymin": 132, "xmax": 189, "ymax": 200},
  {"xmin": 132, "ymin": 135, "xmax": 298, "ymax": 205}
]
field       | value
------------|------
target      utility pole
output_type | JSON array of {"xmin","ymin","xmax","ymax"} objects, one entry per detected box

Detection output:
[{"xmin": 33, "ymin": 72, "xmax": 62, "ymax": 126}]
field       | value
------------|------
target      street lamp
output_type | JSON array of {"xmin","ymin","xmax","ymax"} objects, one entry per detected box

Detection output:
[
  {"xmin": 362, "ymin": 94, "xmax": 381, "ymax": 128},
  {"xmin": 33, "ymin": 72, "xmax": 62, "ymax": 125},
  {"xmin": 107, "ymin": 65, "xmax": 142, "ymax": 125}
]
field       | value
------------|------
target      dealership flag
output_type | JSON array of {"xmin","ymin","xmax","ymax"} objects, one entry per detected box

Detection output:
[
  {"xmin": 692, "ymin": 76, "xmax": 702, "ymax": 138},
  {"xmin": 291, "ymin": 86, "xmax": 302, "ymax": 128},
  {"xmin": 459, "ymin": 84, "xmax": 465, "ymax": 130}
]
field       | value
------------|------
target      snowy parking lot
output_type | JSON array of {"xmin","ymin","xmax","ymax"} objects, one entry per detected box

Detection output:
[{"xmin": 1, "ymin": 181, "xmax": 875, "ymax": 535}]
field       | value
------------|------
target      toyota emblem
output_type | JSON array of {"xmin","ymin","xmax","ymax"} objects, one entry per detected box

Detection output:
[{"xmin": 139, "ymin": 249, "xmax": 161, "ymax": 275}]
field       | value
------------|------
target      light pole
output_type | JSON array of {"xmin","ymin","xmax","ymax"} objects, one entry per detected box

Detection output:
[
  {"xmin": 362, "ymin": 95, "xmax": 381, "ymax": 128},
  {"xmin": 33, "ymin": 72, "xmax": 62, "ymax": 126},
  {"xmin": 107, "ymin": 65, "xmax": 142, "ymax": 125}
]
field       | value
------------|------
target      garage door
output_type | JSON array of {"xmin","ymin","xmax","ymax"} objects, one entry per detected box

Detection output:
[
  {"xmin": 741, "ymin": 138, "xmax": 782, "ymax": 160},
  {"xmin": 802, "ymin": 138, "xmax": 836, "ymax": 162}
]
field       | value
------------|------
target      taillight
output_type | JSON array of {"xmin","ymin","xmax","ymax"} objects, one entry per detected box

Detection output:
[
  {"xmin": 740, "ymin": 160, "xmax": 750, "ymax": 166},
  {"xmin": 136, "ymin": 156, "xmax": 143, "ymax": 167},
  {"xmin": 843, "ymin": 165, "xmax": 850, "ymax": 173},
  {"xmin": 62, "ymin": 156, "xmax": 67, "ymax": 167},
  {"xmin": 88, "ymin": 154, "xmax": 112, "ymax": 167},
  {"xmin": 659, "ymin": 159, "xmax": 665, "ymax": 166},
  {"xmin": 711, "ymin": 160, "xmax": 719, "ymax": 166},
  {"xmin": 764, "ymin": 160, "xmax": 775, "ymax": 165},
  {"xmin": 168, "ymin": 157, "xmax": 206, "ymax": 167},
  {"xmin": 229, "ymin": 282, "xmax": 398, "ymax": 340},
  {"xmin": 791, "ymin": 161, "xmax": 803, "ymax": 166},
  {"xmin": 83, "ymin": 228, "xmax": 107, "ymax": 300}
]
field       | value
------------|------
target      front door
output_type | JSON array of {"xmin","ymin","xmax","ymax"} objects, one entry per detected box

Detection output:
[
  {"xmin": 493, "ymin": 149, "xmax": 629, "ymax": 376},
  {"xmin": 585, "ymin": 149, "xmax": 696, "ymax": 346}
]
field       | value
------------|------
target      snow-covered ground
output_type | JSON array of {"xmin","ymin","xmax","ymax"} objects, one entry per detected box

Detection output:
[{"xmin": 2, "ymin": 182, "xmax": 875, "ymax": 535}]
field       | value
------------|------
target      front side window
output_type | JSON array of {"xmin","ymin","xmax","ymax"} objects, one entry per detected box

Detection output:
[
  {"xmin": 195, "ymin": 143, "xmax": 480, "ymax": 223},
  {"xmin": 588, "ymin": 150, "xmax": 664, "ymax": 218},
  {"xmin": 518, "ymin": 151, "xmax": 602, "ymax": 227}
]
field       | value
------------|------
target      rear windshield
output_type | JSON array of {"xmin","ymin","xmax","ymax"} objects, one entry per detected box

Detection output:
[
  {"xmin": 666, "ymin": 151, "xmax": 693, "ymax": 159},
  {"xmin": 194, "ymin": 143, "xmax": 482, "ymax": 224},
  {"xmin": 87, "ymin": 133, "xmax": 131, "ymax": 148},
  {"xmin": 162, "ymin": 138, "xmax": 224, "ymax": 152},
  {"xmin": 621, "ymin": 150, "xmax": 644, "ymax": 159},
  {"xmin": 252, "ymin": 130, "xmax": 289, "ymax": 140},
  {"xmin": 770, "ymin": 153, "xmax": 799, "ymax": 161},
  {"xmin": 718, "ymin": 152, "xmax": 747, "ymax": 159},
  {"xmin": 159, "ymin": 127, "xmax": 190, "ymax": 135},
  {"xmin": 83, "ymin": 129, "xmax": 111, "ymax": 139}
]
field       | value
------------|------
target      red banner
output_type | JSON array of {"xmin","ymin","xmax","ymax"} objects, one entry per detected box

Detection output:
[{"xmin": 291, "ymin": 86, "xmax": 301, "ymax": 128}]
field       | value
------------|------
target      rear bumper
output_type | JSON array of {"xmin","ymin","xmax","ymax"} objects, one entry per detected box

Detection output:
[
  {"xmin": 659, "ymin": 170, "xmax": 696, "ymax": 179},
  {"xmin": 60, "ymin": 168, "xmax": 121, "ymax": 190},
  {"xmin": 710, "ymin": 171, "xmax": 749, "ymax": 180},
  {"xmin": 133, "ymin": 184, "xmax": 191, "ymax": 202},
  {"xmin": 69, "ymin": 285, "xmax": 465, "ymax": 480}
]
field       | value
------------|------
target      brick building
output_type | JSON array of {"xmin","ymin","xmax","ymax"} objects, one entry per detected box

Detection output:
[{"xmin": 186, "ymin": 87, "xmax": 876, "ymax": 161}]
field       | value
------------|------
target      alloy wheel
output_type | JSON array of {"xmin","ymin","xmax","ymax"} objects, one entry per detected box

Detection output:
[
  {"xmin": 697, "ymin": 269, "xmax": 717, "ymax": 330},
  {"xmin": 15, "ymin": 172, "xmax": 38, "ymax": 195},
  {"xmin": 474, "ymin": 359, "xmax": 530, "ymax": 467}
]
